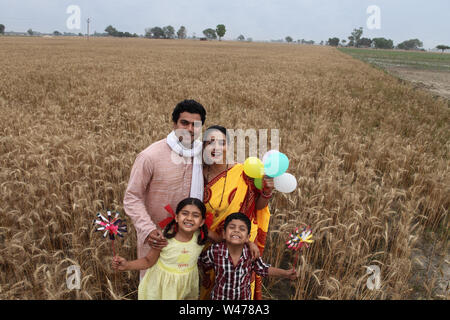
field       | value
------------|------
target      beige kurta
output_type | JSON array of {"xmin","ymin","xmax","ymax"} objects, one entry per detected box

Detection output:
[{"xmin": 123, "ymin": 138, "xmax": 193, "ymax": 279}]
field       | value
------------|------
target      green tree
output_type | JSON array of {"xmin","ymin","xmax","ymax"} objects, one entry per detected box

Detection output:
[
  {"xmin": 397, "ymin": 39, "xmax": 423, "ymax": 50},
  {"xmin": 163, "ymin": 25, "xmax": 175, "ymax": 39},
  {"xmin": 0, "ymin": 24, "xmax": 5, "ymax": 35},
  {"xmin": 53, "ymin": 30, "xmax": 62, "ymax": 36},
  {"xmin": 203, "ymin": 28, "xmax": 217, "ymax": 40},
  {"xmin": 27, "ymin": 28, "xmax": 33, "ymax": 36},
  {"xmin": 105, "ymin": 25, "xmax": 118, "ymax": 36},
  {"xmin": 177, "ymin": 26, "xmax": 187, "ymax": 39},
  {"xmin": 237, "ymin": 34, "xmax": 245, "ymax": 41},
  {"xmin": 348, "ymin": 27, "xmax": 363, "ymax": 47},
  {"xmin": 216, "ymin": 24, "xmax": 226, "ymax": 41},
  {"xmin": 372, "ymin": 37, "xmax": 394, "ymax": 49},
  {"xmin": 357, "ymin": 37, "xmax": 372, "ymax": 48},
  {"xmin": 285, "ymin": 36, "xmax": 293, "ymax": 43},
  {"xmin": 327, "ymin": 37, "xmax": 340, "ymax": 46},
  {"xmin": 145, "ymin": 27, "xmax": 165, "ymax": 39},
  {"xmin": 436, "ymin": 45, "xmax": 450, "ymax": 53}
]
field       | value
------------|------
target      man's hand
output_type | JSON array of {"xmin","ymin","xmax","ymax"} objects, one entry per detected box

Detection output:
[
  {"xmin": 247, "ymin": 241, "xmax": 261, "ymax": 261},
  {"xmin": 145, "ymin": 229, "xmax": 168, "ymax": 250}
]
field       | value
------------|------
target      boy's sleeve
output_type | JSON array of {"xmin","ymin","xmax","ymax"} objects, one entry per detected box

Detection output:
[
  {"xmin": 253, "ymin": 257, "xmax": 271, "ymax": 277},
  {"xmin": 198, "ymin": 245, "xmax": 215, "ymax": 271}
]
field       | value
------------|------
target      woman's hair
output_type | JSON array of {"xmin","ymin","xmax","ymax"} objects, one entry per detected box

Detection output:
[
  {"xmin": 163, "ymin": 197, "xmax": 208, "ymax": 245},
  {"xmin": 203, "ymin": 125, "xmax": 230, "ymax": 144},
  {"xmin": 172, "ymin": 100, "xmax": 206, "ymax": 125}
]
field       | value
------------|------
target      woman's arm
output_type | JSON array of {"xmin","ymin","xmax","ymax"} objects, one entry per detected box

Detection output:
[
  {"xmin": 207, "ymin": 230, "xmax": 222, "ymax": 242},
  {"xmin": 255, "ymin": 176, "xmax": 274, "ymax": 210}
]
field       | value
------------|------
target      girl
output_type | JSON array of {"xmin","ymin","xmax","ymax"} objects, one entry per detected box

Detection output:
[{"xmin": 112, "ymin": 197, "xmax": 208, "ymax": 300}]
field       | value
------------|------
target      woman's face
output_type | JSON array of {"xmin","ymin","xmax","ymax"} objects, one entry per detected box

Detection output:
[{"xmin": 203, "ymin": 130, "xmax": 227, "ymax": 165}]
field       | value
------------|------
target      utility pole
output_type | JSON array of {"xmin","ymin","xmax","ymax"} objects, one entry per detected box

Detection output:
[{"xmin": 87, "ymin": 17, "xmax": 90, "ymax": 40}]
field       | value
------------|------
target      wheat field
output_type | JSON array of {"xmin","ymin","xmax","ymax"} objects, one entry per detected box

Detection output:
[{"xmin": 0, "ymin": 37, "xmax": 448, "ymax": 300}]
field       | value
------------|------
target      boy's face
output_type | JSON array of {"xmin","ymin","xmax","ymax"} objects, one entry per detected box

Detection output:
[{"xmin": 223, "ymin": 219, "xmax": 250, "ymax": 245}]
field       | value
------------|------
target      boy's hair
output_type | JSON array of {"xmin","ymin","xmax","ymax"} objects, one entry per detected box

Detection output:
[
  {"xmin": 224, "ymin": 212, "xmax": 251, "ymax": 235},
  {"xmin": 172, "ymin": 99, "xmax": 206, "ymax": 125},
  {"xmin": 163, "ymin": 197, "xmax": 208, "ymax": 245}
]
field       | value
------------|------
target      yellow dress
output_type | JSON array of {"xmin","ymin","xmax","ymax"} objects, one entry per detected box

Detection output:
[{"xmin": 138, "ymin": 231, "xmax": 204, "ymax": 300}]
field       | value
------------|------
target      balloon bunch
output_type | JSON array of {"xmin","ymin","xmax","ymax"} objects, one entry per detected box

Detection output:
[
  {"xmin": 93, "ymin": 211, "xmax": 127, "ymax": 256},
  {"xmin": 286, "ymin": 226, "xmax": 314, "ymax": 270},
  {"xmin": 243, "ymin": 150, "xmax": 297, "ymax": 193}
]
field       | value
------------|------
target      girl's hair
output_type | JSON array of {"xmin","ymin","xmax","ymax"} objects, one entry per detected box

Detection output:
[
  {"xmin": 203, "ymin": 125, "xmax": 230, "ymax": 144},
  {"xmin": 163, "ymin": 197, "xmax": 208, "ymax": 245}
]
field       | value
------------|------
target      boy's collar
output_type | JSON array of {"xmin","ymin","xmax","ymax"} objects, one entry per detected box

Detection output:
[{"xmin": 223, "ymin": 241, "xmax": 249, "ymax": 259}]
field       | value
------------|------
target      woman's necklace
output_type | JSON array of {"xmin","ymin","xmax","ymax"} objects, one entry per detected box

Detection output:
[{"xmin": 206, "ymin": 164, "xmax": 228, "ymax": 216}]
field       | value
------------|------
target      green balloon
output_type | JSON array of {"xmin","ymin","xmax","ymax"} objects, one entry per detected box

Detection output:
[{"xmin": 254, "ymin": 178, "xmax": 263, "ymax": 190}]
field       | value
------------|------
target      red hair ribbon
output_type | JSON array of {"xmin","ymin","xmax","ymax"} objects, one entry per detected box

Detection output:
[{"xmin": 158, "ymin": 204, "xmax": 176, "ymax": 229}]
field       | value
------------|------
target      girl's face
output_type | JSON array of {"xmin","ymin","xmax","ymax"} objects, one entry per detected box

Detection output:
[
  {"xmin": 203, "ymin": 130, "xmax": 227, "ymax": 165},
  {"xmin": 175, "ymin": 204, "xmax": 205, "ymax": 234}
]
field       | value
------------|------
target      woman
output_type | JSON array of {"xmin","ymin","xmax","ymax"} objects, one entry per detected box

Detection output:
[{"xmin": 200, "ymin": 125, "xmax": 274, "ymax": 300}]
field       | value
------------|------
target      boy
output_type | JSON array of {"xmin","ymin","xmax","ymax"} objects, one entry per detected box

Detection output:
[{"xmin": 199, "ymin": 212, "xmax": 297, "ymax": 300}]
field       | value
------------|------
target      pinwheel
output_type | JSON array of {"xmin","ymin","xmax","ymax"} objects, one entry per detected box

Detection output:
[
  {"xmin": 94, "ymin": 211, "xmax": 127, "ymax": 256},
  {"xmin": 286, "ymin": 226, "xmax": 313, "ymax": 270}
]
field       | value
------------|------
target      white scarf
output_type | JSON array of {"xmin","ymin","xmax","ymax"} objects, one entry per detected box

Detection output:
[{"xmin": 166, "ymin": 131, "xmax": 204, "ymax": 201}]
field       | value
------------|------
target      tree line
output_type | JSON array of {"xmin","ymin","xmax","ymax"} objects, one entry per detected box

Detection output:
[
  {"xmin": 1, "ymin": 22, "xmax": 449, "ymax": 53},
  {"xmin": 326, "ymin": 27, "xmax": 450, "ymax": 52}
]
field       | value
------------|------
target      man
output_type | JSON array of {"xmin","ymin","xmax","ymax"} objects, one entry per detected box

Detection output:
[{"xmin": 124, "ymin": 99, "xmax": 206, "ymax": 279}]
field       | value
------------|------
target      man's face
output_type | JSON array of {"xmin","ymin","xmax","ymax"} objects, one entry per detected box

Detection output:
[
  {"xmin": 173, "ymin": 112, "xmax": 203, "ymax": 147},
  {"xmin": 223, "ymin": 219, "xmax": 250, "ymax": 246}
]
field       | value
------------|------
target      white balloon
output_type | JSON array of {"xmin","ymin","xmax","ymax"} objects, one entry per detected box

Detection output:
[{"xmin": 274, "ymin": 173, "xmax": 297, "ymax": 193}]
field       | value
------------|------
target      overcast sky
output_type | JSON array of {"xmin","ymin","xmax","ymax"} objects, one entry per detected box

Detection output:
[{"xmin": 0, "ymin": 0, "xmax": 449, "ymax": 49}]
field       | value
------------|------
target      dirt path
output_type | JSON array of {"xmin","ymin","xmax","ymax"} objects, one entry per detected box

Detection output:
[{"xmin": 386, "ymin": 67, "xmax": 450, "ymax": 100}]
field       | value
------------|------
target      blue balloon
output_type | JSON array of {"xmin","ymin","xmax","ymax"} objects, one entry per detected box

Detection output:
[{"xmin": 264, "ymin": 152, "xmax": 289, "ymax": 177}]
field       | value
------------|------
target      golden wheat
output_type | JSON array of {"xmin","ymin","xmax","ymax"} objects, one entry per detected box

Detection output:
[{"xmin": 0, "ymin": 37, "xmax": 448, "ymax": 300}]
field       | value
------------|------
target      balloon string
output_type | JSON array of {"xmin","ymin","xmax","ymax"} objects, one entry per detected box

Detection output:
[{"xmin": 112, "ymin": 239, "xmax": 115, "ymax": 257}]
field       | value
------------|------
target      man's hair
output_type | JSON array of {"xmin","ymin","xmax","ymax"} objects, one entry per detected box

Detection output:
[
  {"xmin": 224, "ymin": 212, "xmax": 251, "ymax": 235},
  {"xmin": 172, "ymin": 99, "xmax": 206, "ymax": 125}
]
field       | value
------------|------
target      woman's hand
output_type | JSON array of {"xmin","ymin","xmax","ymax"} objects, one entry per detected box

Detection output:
[
  {"xmin": 145, "ymin": 229, "xmax": 168, "ymax": 250},
  {"xmin": 207, "ymin": 230, "xmax": 222, "ymax": 243},
  {"xmin": 262, "ymin": 176, "xmax": 274, "ymax": 194},
  {"xmin": 112, "ymin": 256, "xmax": 128, "ymax": 271},
  {"xmin": 247, "ymin": 241, "xmax": 261, "ymax": 260}
]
